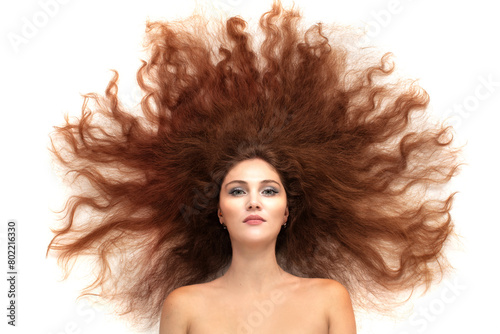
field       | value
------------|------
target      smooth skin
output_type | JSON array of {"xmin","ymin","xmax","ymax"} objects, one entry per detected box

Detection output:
[{"xmin": 159, "ymin": 158, "xmax": 356, "ymax": 333}]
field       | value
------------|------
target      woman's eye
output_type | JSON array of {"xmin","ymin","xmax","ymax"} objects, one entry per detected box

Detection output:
[
  {"xmin": 229, "ymin": 188, "xmax": 245, "ymax": 196},
  {"xmin": 229, "ymin": 187, "xmax": 278, "ymax": 196},
  {"xmin": 262, "ymin": 188, "xmax": 278, "ymax": 196}
]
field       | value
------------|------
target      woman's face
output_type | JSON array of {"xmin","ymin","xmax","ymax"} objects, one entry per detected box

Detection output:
[{"xmin": 218, "ymin": 158, "xmax": 289, "ymax": 245}]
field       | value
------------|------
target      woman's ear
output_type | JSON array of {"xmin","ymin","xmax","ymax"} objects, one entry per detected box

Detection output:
[{"xmin": 284, "ymin": 206, "xmax": 289, "ymax": 222}]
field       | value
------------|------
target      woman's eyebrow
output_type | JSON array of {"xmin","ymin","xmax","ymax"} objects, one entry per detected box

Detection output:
[{"xmin": 225, "ymin": 179, "xmax": 280, "ymax": 189}]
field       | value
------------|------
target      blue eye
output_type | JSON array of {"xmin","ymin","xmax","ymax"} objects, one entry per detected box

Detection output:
[
  {"xmin": 229, "ymin": 188, "xmax": 245, "ymax": 196},
  {"xmin": 262, "ymin": 187, "xmax": 278, "ymax": 196},
  {"xmin": 228, "ymin": 187, "xmax": 279, "ymax": 196}
]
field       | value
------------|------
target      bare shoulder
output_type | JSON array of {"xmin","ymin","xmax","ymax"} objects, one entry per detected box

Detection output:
[
  {"xmin": 295, "ymin": 277, "xmax": 349, "ymax": 298},
  {"xmin": 306, "ymin": 278, "xmax": 357, "ymax": 334},
  {"xmin": 313, "ymin": 278, "xmax": 350, "ymax": 300},
  {"xmin": 159, "ymin": 285, "xmax": 203, "ymax": 334}
]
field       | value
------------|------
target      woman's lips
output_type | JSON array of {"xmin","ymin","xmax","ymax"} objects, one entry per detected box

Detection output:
[
  {"xmin": 244, "ymin": 215, "xmax": 266, "ymax": 225},
  {"xmin": 245, "ymin": 219, "xmax": 265, "ymax": 225}
]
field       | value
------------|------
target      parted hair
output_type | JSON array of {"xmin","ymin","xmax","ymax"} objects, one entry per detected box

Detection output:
[{"xmin": 47, "ymin": 1, "xmax": 461, "ymax": 329}]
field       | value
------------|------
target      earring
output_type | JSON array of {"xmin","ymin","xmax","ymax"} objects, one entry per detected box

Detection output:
[
  {"xmin": 282, "ymin": 222, "xmax": 287, "ymax": 228},
  {"xmin": 218, "ymin": 211, "xmax": 226, "ymax": 229}
]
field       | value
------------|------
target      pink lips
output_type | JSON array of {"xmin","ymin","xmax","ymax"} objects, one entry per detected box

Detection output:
[{"xmin": 244, "ymin": 215, "xmax": 266, "ymax": 225}]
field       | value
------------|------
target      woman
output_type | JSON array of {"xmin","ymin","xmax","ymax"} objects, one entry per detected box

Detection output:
[
  {"xmin": 47, "ymin": 1, "xmax": 460, "ymax": 333},
  {"xmin": 160, "ymin": 158, "xmax": 356, "ymax": 333}
]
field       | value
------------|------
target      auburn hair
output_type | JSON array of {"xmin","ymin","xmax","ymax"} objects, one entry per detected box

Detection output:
[{"xmin": 47, "ymin": 1, "xmax": 461, "ymax": 330}]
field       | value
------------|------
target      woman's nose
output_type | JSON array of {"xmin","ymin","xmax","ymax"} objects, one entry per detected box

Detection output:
[{"xmin": 246, "ymin": 197, "xmax": 261, "ymax": 210}]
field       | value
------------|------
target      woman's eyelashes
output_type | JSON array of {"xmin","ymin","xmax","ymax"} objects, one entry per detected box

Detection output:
[
  {"xmin": 228, "ymin": 187, "xmax": 279, "ymax": 196},
  {"xmin": 262, "ymin": 187, "xmax": 279, "ymax": 196},
  {"xmin": 229, "ymin": 188, "xmax": 245, "ymax": 196}
]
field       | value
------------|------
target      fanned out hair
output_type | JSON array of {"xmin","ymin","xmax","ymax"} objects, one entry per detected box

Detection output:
[{"xmin": 47, "ymin": 1, "xmax": 461, "ymax": 330}]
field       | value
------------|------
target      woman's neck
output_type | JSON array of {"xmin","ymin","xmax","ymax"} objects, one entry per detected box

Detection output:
[{"xmin": 221, "ymin": 242, "xmax": 288, "ymax": 294}]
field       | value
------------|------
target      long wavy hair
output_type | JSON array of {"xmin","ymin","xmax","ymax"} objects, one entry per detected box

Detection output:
[{"xmin": 47, "ymin": 1, "xmax": 461, "ymax": 330}]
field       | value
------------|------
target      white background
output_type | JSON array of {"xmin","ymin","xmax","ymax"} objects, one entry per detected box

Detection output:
[{"xmin": 1, "ymin": 0, "xmax": 499, "ymax": 333}]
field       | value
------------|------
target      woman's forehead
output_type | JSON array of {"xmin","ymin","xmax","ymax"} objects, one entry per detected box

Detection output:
[{"xmin": 223, "ymin": 158, "xmax": 281, "ymax": 184}]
